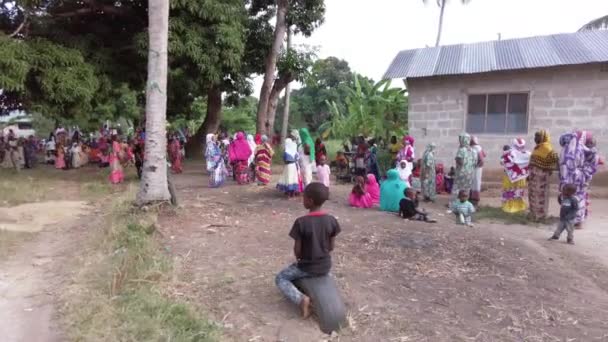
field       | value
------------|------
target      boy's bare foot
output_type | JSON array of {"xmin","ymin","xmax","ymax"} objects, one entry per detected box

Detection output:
[{"xmin": 300, "ymin": 295, "xmax": 312, "ymax": 319}]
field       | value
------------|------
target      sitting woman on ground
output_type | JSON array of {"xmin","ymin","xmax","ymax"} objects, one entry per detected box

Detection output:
[{"xmin": 348, "ymin": 176, "xmax": 374, "ymax": 208}]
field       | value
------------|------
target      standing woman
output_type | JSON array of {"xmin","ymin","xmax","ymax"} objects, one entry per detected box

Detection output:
[
  {"xmin": 299, "ymin": 127, "xmax": 316, "ymax": 174},
  {"xmin": 469, "ymin": 136, "xmax": 486, "ymax": 206},
  {"xmin": 388, "ymin": 136, "xmax": 402, "ymax": 166},
  {"xmin": 501, "ymin": 138, "xmax": 531, "ymax": 213},
  {"xmin": 421, "ymin": 143, "xmax": 437, "ymax": 202},
  {"xmin": 559, "ymin": 131, "xmax": 599, "ymax": 228},
  {"xmin": 108, "ymin": 133, "xmax": 125, "ymax": 184},
  {"xmin": 205, "ymin": 133, "xmax": 226, "ymax": 188},
  {"xmin": 228, "ymin": 132, "xmax": 253, "ymax": 184},
  {"xmin": 254, "ymin": 135, "xmax": 274, "ymax": 185},
  {"xmin": 450, "ymin": 133, "xmax": 477, "ymax": 208},
  {"xmin": 292, "ymin": 129, "xmax": 312, "ymax": 186},
  {"xmin": 276, "ymin": 138, "xmax": 300, "ymax": 197},
  {"xmin": 55, "ymin": 140, "xmax": 66, "ymax": 170},
  {"xmin": 169, "ymin": 134, "xmax": 183, "ymax": 174},
  {"xmin": 396, "ymin": 135, "xmax": 415, "ymax": 164},
  {"xmin": 528, "ymin": 130, "xmax": 559, "ymax": 221}
]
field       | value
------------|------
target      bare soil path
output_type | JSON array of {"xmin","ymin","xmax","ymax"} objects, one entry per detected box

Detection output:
[
  {"xmin": 0, "ymin": 168, "xmax": 114, "ymax": 342},
  {"xmin": 160, "ymin": 162, "xmax": 608, "ymax": 342}
]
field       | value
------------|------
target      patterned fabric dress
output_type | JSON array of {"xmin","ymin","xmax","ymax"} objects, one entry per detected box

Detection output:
[
  {"xmin": 559, "ymin": 131, "xmax": 599, "ymax": 225},
  {"xmin": 450, "ymin": 134, "xmax": 477, "ymax": 208},
  {"xmin": 255, "ymin": 139, "xmax": 274, "ymax": 185},
  {"xmin": 469, "ymin": 136, "xmax": 485, "ymax": 206},
  {"xmin": 528, "ymin": 130, "xmax": 559, "ymax": 221},
  {"xmin": 501, "ymin": 138, "xmax": 531, "ymax": 213},
  {"xmin": 205, "ymin": 134, "xmax": 226, "ymax": 188},
  {"xmin": 421, "ymin": 143, "xmax": 437, "ymax": 202}
]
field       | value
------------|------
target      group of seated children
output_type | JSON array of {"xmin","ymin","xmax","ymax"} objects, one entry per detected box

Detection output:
[{"xmin": 346, "ymin": 166, "xmax": 477, "ymax": 227}]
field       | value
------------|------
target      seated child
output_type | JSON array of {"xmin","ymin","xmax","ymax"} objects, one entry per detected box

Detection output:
[
  {"xmin": 435, "ymin": 163, "xmax": 445, "ymax": 194},
  {"xmin": 399, "ymin": 188, "xmax": 436, "ymax": 223},
  {"xmin": 366, "ymin": 174, "xmax": 380, "ymax": 205},
  {"xmin": 452, "ymin": 190, "xmax": 476, "ymax": 227},
  {"xmin": 397, "ymin": 160, "xmax": 412, "ymax": 186},
  {"xmin": 444, "ymin": 166, "xmax": 455, "ymax": 194},
  {"xmin": 316, "ymin": 155, "xmax": 331, "ymax": 188},
  {"xmin": 548, "ymin": 184, "xmax": 578, "ymax": 245},
  {"xmin": 348, "ymin": 176, "xmax": 373, "ymax": 208},
  {"xmin": 275, "ymin": 183, "xmax": 341, "ymax": 318}
]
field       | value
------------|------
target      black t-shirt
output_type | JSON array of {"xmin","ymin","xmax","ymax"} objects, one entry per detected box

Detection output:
[
  {"xmin": 289, "ymin": 213, "xmax": 341, "ymax": 276},
  {"xmin": 399, "ymin": 198, "xmax": 418, "ymax": 219}
]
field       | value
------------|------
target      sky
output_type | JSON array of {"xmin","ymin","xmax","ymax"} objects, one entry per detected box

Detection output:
[{"xmin": 254, "ymin": 0, "xmax": 608, "ymax": 92}]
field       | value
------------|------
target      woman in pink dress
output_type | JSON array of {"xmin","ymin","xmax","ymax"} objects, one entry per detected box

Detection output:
[
  {"xmin": 108, "ymin": 135, "xmax": 125, "ymax": 184},
  {"xmin": 228, "ymin": 132, "xmax": 253, "ymax": 184},
  {"xmin": 366, "ymin": 174, "xmax": 380, "ymax": 205},
  {"xmin": 55, "ymin": 142, "xmax": 66, "ymax": 169},
  {"xmin": 348, "ymin": 176, "xmax": 373, "ymax": 208}
]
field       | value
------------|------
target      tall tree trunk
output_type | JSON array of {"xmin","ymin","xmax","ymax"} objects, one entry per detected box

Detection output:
[
  {"xmin": 256, "ymin": 0, "xmax": 288, "ymax": 135},
  {"xmin": 435, "ymin": 0, "xmax": 446, "ymax": 47},
  {"xmin": 266, "ymin": 74, "xmax": 293, "ymax": 135},
  {"xmin": 136, "ymin": 0, "xmax": 171, "ymax": 204},
  {"xmin": 280, "ymin": 27, "xmax": 292, "ymax": 144},
  {"xmin": 185, "ymin": 85, "xmax": 222, "ymax": 158}
]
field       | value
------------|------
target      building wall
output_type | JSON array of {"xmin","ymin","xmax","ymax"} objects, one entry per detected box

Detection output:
[{"xmin": 407, "ymin": 64, "xmax": 608, "ymax": 168}]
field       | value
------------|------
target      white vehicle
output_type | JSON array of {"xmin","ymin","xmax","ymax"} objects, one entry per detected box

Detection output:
[{"xmin": 1, "ymin": 121, "xmax": 36, "ymax": 139}]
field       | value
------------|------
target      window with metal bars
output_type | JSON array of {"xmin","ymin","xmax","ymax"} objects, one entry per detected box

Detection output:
[{"xmin": 466, "ymin": 93, "xmax": 529, "ymax": 134}]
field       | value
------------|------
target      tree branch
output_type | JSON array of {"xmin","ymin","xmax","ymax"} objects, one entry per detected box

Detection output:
[{"xmin": 8, "ymin": 12, "xmax": 27, "ymax": 38}]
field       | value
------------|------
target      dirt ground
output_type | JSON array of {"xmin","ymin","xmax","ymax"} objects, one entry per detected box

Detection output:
[
  {"xmin": 0, "ymin": 168, "xmax": 125, "ymax": 342},
  {"xmin": 159, "ymin": 162, "xmax": 608, "ymax": 342},
  {"xmin": 2, "ymin": 163, "xmax": 608, "ymax": 342}
]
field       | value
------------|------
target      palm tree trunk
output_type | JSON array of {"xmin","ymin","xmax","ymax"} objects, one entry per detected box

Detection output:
[
  {"xmin": 136, "ymin": 0, "xmax": 171, "ymax": 205},
  {"xmin": 435, "ymin": 0, "xmax": 446, "ymax": 47},
  {"xmin": 256, "ymin": 0, "xmax": 288, "ymax": 135}
]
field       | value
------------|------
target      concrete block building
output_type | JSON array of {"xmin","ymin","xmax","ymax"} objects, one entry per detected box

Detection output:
[{"xmin": 384, "ymin": 31, "xmax": 608, "ymax": 167}]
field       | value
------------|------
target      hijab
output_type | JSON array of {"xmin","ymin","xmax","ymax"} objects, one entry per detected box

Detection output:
[
  {"xmin": 228, "ymin": 132, "xmax": 252, "ymax": 162},
  {"xmin": 299, "ymin": 128, "xmax": 315, "ymax": 162},
  {"xmin": 254, "ymin": 133, "xmax": 262, "ymax": 145},
  {"xmin": 380, "ymin": 169, "xmax": 407, "ymax": 212},
  {"xmin": 291, "ymin": 129, "xmax": 301, "ymax": 146},
  {"xmin": 366, "ymin": 174, "xmax": 380, "ymax": 204},
  {"xmin": 397, "ymin": 160, "xmax": 413, "ymax": 184},
  {"xmin": 422, "ymin": 143, "xmax": 436, "ymax": 167},
  {"xmin": 284, "ymin": 138, "xmax": 298, "ymax": 157},
  {"xmin": 530, "ymin": 129, "xmax": 558, "ymax": 170}
]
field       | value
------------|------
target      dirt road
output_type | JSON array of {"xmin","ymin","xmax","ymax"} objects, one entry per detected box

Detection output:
[{"xmin": 159, "ymin": 163, "xmax": 608, "ymax": 341}]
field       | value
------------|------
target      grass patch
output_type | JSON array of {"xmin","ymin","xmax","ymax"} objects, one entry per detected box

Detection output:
[
  {"xmin": 476, "ymin": 206, "xmax": 531, "ymax": 225},
  {"xmin": 62, "ymin": 188, "xmax": 219, "ymax": 342}
]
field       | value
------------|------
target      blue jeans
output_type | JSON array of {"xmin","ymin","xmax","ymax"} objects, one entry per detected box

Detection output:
[{"xmin": 275, "ymin": 263, "xmax": 313, "ymax": 305}]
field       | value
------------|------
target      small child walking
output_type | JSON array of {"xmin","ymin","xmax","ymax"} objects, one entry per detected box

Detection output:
[
  {"xmin": 275, "ymin": 183, "xmax": 341, "ymax": 318},
  {"xmin": 399, "ymin": 188, "xmax": 437, "ymax": 222},
  {"xmin": 452, "ymin": 190, "xmax": 476, "ymax": 227},
  {"xmin": 549, "ymin": 184, "xmax": 578, "ymax": 245},
  {"xmin": 316, "ymin": 155, "xmax": 331, "ymax": 188}
]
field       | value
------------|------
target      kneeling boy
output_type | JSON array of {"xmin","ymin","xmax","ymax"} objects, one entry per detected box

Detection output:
[{"xmin": 275, "ymin": 183, "xmax": 341, "ymax": 318}]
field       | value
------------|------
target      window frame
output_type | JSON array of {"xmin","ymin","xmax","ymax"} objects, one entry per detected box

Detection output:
[{"xmin": 465, "ymin": 92, "xmax": 530, "ymax": 135}]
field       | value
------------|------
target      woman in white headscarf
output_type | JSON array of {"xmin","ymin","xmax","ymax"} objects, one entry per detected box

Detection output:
[{"xmin": 277, "ymin": 137, "xmax": 300, "ymax": 197}]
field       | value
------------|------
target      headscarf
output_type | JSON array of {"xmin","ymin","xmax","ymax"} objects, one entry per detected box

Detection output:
[
  {"xmin": 366, "ymin": 174, "xmax": 380, "ymax": 204},
  {"xmin": 422, "ymin": 143, "xmax": 436, "ymax": 167},
  {"xmin": 246, "ymin": 134, "xmax": 257, "ymax": 164},
  {"xmin": 458, "ymin": 133, "xmax": 471, "ymax": 148},
  {"xmin": 380, "ymin": 169, "xmax": 407, "ymax": 212},
  {"xmin": 397, "ymin": 135, "xmax": 415, "ymax": 162},
  {"xmin": 397, "ymin": 160, "xmax": 412, "ymax": 184},
  {"xmin": 261, "ymin": 135, "xmax": 269, "ymax": 143},
  {"xmin": 530, "ymin": 129, "xmax": 558, "ymax": 170},
  {"xmin": 502, "ymin": 138, "xmax": 531, "ymax": 182},
  {"xmin": 290, "ymin": 129, "xmax": 301, "ymax": 145},
  {"xmin": 299, "ymin": 128, "xmax": 315, "ymax": 162},
  {"xmin": 228, "ymin": 132, "xmax": 252, "ymax": 162},
  {"xmin": 254, "ymin": 133, "xmax": 262, "ymax": 145},
  {"xmin": 470, "ymin": 136, "xmax": 485, "ymax": 167},
  {"xmin": 560, "ymin": 131, "xmax": 598, "ymax": 187},
  {"xmin": 283, "ymin": 138, "xmax": 298, "ymax": 163}
]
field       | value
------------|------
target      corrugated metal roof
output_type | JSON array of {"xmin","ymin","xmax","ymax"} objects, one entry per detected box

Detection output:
[{"xmin": 384, "ymin": 30, "xmax": 608, "ymax": 80}]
